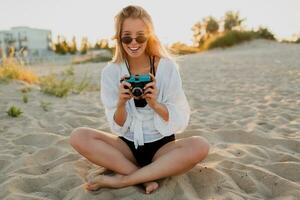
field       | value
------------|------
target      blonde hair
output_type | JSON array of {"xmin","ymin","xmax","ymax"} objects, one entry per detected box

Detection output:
[{"xmin": 112, "ymin": 5, "xmax": 171, "ymax": 63}]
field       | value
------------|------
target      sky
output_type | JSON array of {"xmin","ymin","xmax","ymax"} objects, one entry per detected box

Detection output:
[{"xmin": 0, "ymin": 0, "xmax": 299, "ymax": 45}]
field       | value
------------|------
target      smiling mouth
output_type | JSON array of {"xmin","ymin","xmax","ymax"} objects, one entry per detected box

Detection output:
[{"xmin": 128, "ymin": 46, "xmax": 141, "ymax": 53}]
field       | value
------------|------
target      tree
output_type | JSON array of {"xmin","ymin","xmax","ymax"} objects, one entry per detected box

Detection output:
[
  {"xmin": 61, "ymin": 38, "xmax": 69, "ymax": 54},
  {"xmin": 192, "ymin": 21, "xmax": 204, "ymax": 47},
  {"xmin": 54, "ymin": 35, "xmax": 68, "ymax": 55},
  {"xmin": 80, "ymin": 37, "xmax": 89, "ymax": 54},
  {"xmin": 95, "ymin": 39, "xmax": 109, "ymax": 49},
  {"xmin": 204, "ymin": 16, "xmax": 219, "ymax": 36},
  {"xmin": 69, "ymin": 36, "xmax": 77, "ymax": 54},
  {"xmin": 256, "ymin": 27, "xmax": 275, "ymax": 40},
  {"xmin": 296, "ymin": 35, "xmax": 300, "ymax": 43},
  {"xmin": 192, "ymin": 16, "xmax": 219, "ymax": 47},
  {"xmin": 223, "ymin": 11, "xmax": 244, "ymax": 31}
]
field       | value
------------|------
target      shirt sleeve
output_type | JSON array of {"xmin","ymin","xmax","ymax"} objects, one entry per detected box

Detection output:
[
  {"xmin": 153, "ymin": 61, "xmax": 191, "ymax": 135},
  {"xmin": 100, "ymin": 64, "xmax": 132, "ymax": 136}
]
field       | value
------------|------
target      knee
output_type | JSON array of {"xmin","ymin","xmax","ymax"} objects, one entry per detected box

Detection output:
[
  {"xmin": 69, "ymin": 127, "xmax": 89, "ymax": 149},
  {"xmin": 187, "ymin": 136, "xmax": 210, "ymax": 164}
]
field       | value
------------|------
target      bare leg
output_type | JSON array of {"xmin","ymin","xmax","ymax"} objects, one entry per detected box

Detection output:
[
  {"xmin": 69, "ymin": 127, "xmax": 158, "ymax": 193},
  {"xmin": 87, "ymin": 136, "xmax": 209, "ymax": 188}
]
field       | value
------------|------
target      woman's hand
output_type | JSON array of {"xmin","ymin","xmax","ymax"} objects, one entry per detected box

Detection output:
[
  {"xmin": 143, "ymin": 73, "xmax": 158, "ymax": 108},
  {"xmin": 117, "ymin": 75, "xmax": 132, "ymax": 107}
]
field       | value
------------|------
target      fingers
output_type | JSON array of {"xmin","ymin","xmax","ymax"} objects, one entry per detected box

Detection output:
[
  {"xmin": 143, "ymin": 87, "xmax": 155, "ymax": 95},
  {"xmin": 120, "ymin": 93, "xmax": 131, "ymax": 100},
  {"xmin": 120, "ymin": 75, "xmax": 132, "ymax": 90},
  {"xmin": 119, "ymin": 79, "xmax": 132, "ymax": 95},
  {"xmin": 143, "ymin": 92, "xmax": 155, "ymax": 100},
  {"xmin": 144, "ymin": 81, "xmax": 156, "ymax": 91},
  {"xmin": 149, "ymin": 73, "xmax": 156, "ymax": 82},
  {"xmin": 120, "ymin": 80, "xmax": 131, "ymax": 89},
  {"xmin": 120, "ymin": 83, "xmax": 131, "ymax": 93},
  {"xmin": 119, "ymin": 82, "xmax": 132, "ymax": 102},
  {"xmin": 120, "ymin": 75, "xmax": 130, "ymax": 82},
  {"xmin": 120, "ymin": 88, "xmax": 132, "ymax": 99},
  {"xmin": 142, "ymin": 88, "xmax": 157, "ymax": 100}
]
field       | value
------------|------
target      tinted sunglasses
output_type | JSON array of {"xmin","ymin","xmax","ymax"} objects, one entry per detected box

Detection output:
[{"xmin": 121, "ymin": 35, "xmax": 148, "ymax": 44}]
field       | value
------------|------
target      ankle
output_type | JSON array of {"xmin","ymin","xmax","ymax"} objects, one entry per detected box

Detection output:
[{"xmin": 118, "ymin": 174, "xmax": 129, "ymax": 188}]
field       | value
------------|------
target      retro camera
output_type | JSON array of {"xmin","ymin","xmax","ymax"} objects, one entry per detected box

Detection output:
[{"xmin": 122, "ymin": 74, "xmax": 152, "ymax": 98}]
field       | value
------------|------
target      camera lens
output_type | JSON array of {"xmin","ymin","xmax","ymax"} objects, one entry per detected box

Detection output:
[{"xmin": 132, "ymin": 87, "xmax": 143, "ymax": 97}]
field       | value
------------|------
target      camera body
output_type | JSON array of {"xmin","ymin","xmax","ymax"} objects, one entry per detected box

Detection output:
[{"xmin": 123, "ymin": 74, "xmax": 152, "ymax": 98}]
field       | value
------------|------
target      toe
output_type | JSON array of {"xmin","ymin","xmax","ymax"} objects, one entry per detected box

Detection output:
[
  {"xmin": 145, "ymin": 182, "xmax": 159, "ymax": 194},
  {"xmin": 84, "ymin": 182, "xmax": 99, "ymax": 191}
]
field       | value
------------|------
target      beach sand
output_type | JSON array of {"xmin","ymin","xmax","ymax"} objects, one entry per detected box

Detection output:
[{"xmin": 0, "ymin": 39, "xmax": 300, "ymax": 199}]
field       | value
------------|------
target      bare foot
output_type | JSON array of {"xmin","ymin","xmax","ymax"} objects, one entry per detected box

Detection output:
[
  {"xmin": 84, "ymin": 171, "xmax": 159, "ymax": 193},
  {"xmin": 84, "ymin": 174, "xmax": 124, "ymax": 191},
  {"xmin": 86, "ymin": 167, "xmax": 113, "ymax": 182},
  {"xmin": 143, "ymin": 181, "xmax": 159, "ymax": 194}
]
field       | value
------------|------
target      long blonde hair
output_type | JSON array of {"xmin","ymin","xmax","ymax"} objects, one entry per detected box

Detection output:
[{"xmin": 112, "ymin": 5, "xmax": 171, "ymax": 63}]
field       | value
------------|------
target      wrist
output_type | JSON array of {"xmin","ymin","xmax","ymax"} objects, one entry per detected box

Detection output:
[
  {"xmin": 151, "ymin": 101, "xmax": 169, "ymax": 122},
  {"xmin": 117, "ymin": 100, "xmax": 126, "ymax": 108},
  {"xmin": 150, "ymin": 101, "xmax": 160, "ymax": 110}
]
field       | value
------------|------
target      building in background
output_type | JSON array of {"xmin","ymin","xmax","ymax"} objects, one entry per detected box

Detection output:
[{"xmin": 0, "ymin": 26, "xmax": 52, "ymax": 57}]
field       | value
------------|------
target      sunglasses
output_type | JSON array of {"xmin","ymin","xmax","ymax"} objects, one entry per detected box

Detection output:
[{"xmin": 121, "ymin": 35, "xmax": 148, "ymax": 44}]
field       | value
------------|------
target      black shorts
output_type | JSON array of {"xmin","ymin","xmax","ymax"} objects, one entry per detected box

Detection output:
[{"xmin": 119, "ymin": 134, "xmax": 175, "ymax": 167}]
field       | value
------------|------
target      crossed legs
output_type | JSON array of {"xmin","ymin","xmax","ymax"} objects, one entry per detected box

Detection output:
[{"xmin": 69, "ymin": 127, "xmax": 209, "ymax": 192}]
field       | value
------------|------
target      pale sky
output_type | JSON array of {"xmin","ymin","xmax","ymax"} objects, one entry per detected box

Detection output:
[{"xmin": 0, "ymin": 0, "xmax": 299, "ymax": 45}]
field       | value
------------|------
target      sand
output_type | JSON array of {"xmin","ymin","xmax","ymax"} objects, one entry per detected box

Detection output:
[{"xmin": 0, "ymin": 39, "xmax": 300, "ymax": 199}]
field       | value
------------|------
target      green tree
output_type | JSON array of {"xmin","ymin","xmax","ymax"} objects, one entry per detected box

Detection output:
[
  {"xmin": 192, "ymin": 16, "xmax": 219, "ymax": 47},
  {"xmin": 204, "ymin": 16, "xmax": 219, "ymax": 36},
  {"xmin": 54, "ymin": 35, "xmax": 68, "ymax": 55},
  {"xmin": 80, "ymin": 37, "xmax": 89, "ymax": 54},
  {"xmin": 224, "ymin": 11, "xmax": 244, "ymax": 31},
  {"xmin": 192, "ymin": 21, "xmax": 204, "ymax": 47},
  {"xmin": 95, "ymin": 39, "xmax": 109, "ymax": 49},
  {"xmin": 69, "ymin": 36, "xmax": 77, "ymax": 54},
  {"xmin": 256, "ymin": 27, "xmax": 275, "ymax": 40},
  {"xmin": 296, "ymin": 35, "xmax": 300, "ymax": 43},
  {"xmin": 61, "ymin": 38, "xmax": 69, "ymax": 54}
]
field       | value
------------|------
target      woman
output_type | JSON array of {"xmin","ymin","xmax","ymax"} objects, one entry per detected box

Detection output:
[{"xmin": 69, "ymin": 5, "xmax": 209, "ymax": 194}]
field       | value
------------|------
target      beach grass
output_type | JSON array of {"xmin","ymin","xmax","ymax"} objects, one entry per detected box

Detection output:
[
  {"xmin": 7, "ymin": 106, "xmax": 23, "ymax": 117},
  {"xmin": 0, "ymin": 58, "xmax": 39, "ymax": 84},
  {"xmin": 22, "ymin": 94, "xmax": 28, "ymax": 103},
  {"xmin": 39, "ymin": 73, "xmax": 75, "ymax": 97},
  {"xmin": 39, "ymin": 66, "xmax": 92, "ymax": 97},
  {"xmin": 0, "ymin": 58, "xmax": 93, "ymax": 97}
]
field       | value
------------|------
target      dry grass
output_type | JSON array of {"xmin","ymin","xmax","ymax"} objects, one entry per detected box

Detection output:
[
  {"xmin": 0, "ymin": 58, "xmax": 93, "ymax": 97},
  {"xmin": 39, "ymin": 73, "xmax": 74, "ymax": 97},
  {"xmin": 0, "ymin": 58, "xmax": 39, "ymax": 84},
  {"xmin": 39, "ymin": 66, "xmax": 92, "ymax": 97},
  {"xmin": 169, "ymin": 42, "xmax": 201, "ymax": 55}
]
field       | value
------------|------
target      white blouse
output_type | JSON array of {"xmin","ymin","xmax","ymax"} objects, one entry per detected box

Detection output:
[{"xmin": 100, "ymin": 57, "xmax": 190, "ymax": 149}]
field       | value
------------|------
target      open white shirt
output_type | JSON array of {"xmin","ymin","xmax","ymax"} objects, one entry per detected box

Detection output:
[{"xmin": 100, "ymin": 57, "xmax": 190, "ymax": 149}]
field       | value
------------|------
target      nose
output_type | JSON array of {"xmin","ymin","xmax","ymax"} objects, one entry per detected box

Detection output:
[{"xmin": 131, "ymin": 38, "xmax": 138, "ymax": 45}]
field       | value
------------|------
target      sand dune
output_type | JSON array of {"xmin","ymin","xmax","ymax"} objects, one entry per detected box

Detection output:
[{"xmin": 0, "ymin": 39, "xmax": 300, "ymax": 199}]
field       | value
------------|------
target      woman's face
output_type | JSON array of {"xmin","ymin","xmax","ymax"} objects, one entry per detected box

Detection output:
[{"xmin": 121, "ymin": 18, "xmax": 148, "ymax": 58}]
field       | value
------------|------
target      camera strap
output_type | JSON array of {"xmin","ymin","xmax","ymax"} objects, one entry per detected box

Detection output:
[
  {"xmin": 124, "ymin": 58, "xmax": 131, "ymax": 75},
  {"xmin": 124, "ymin": 55, "xmax": 155, "ymax": 76},
  {"xmin": 150, "ymin": 56, "xmax": 156, "ymax": 76}
]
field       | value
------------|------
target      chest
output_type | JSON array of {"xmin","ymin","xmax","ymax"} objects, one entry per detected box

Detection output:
[{"xmin": 130, "ymin": 65, "xmax": 152, "ymax": 75}]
